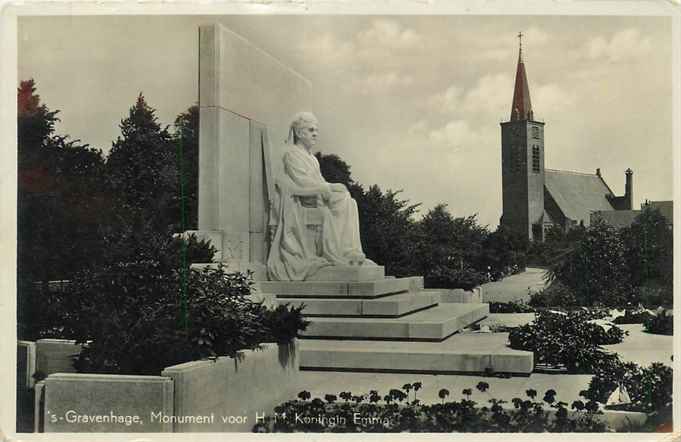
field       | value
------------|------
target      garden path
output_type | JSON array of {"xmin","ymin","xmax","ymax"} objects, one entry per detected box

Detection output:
[{"xmin": 481, "ymin": 267, "xmax": 548, "ymax": 303}]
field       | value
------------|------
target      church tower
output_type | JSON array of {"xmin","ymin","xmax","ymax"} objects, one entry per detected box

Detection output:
[{"xmin": 500, "ymin": 33, "xmax": 546, "ymax": 241}]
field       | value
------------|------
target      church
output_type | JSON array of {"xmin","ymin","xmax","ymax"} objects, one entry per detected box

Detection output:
[{"xmin": 499, "ymin": 36, "xmax": 633, "ymax": 241}]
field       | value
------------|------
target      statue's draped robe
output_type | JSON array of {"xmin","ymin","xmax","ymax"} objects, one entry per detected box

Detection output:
[{"xmin": 267, "ymin": 145, "xmax": 366, "ymax": 281}]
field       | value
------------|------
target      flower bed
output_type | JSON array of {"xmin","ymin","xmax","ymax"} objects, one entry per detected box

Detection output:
[{"xmin": 253, "ymin": 382, "xmax": 612, "ymax": 432}]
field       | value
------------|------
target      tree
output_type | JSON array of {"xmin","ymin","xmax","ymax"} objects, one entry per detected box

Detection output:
[
  {"xmin": 106, "ymin": 93, "xmax": 179, "ymax": 230},
  {"xmin": 547, "ymin": 219, "xmax": 631, "ymax": 306},
  {"xmin": 357, "ymin": 185, "xmax": 420, "ymax": 276},
  {"xmin": 174, "ymin": 105, "xmax": 199, "ymax": 229},
  {"xmin": 18, "ymin": 79, "xmax": 107, "ymax": 281},
  {"xmin": 414, "ymin": 205, "xmax": 489, "ymax": 289},
  {"xmin": 17, "ymin": 79, "xmax": 107, "ymax": 339},
  {"xmin": 621, "ymin": 206, "xmax": 673, "ymax": 289}
]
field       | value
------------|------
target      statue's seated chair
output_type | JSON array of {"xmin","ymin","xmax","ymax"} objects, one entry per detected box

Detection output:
[{"xmin": 266, "ymin": 176, "xmax": 325, "ymax": 259}]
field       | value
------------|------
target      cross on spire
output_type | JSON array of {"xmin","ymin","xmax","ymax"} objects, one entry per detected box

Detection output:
[{"xmin": 518, "ymin": 31, "xmax": 524, "ymax": 60}]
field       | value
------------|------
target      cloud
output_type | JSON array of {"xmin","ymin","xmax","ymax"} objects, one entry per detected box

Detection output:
[
  {"xmin": 584, "ymin": 28, "xmax": 652, "ymax": 62},
  {"xmin": 408, "ymin": 119, "xmax": 428, "ymax": 135},
  {"xmin": 298, "ymin": 33, "xmax": 355, "ymax": 68},
  {"xmin": 357, "ymin": 19, "xmax": 423, "ymax": 51},
  {"xmin": 428, "ymin": 73, "xmax": 512, "ymax": 118},
  {"xmin": 428, "ymin": 119, "xmax": 488, "ymax": 151},
  {"xmin": 345, "ymin": 71, "xmax": 414, "ymax": 95},
  {"xmin": 476, "ymin": 26, "xmax": 551, "ymax": 61},
  {"xmin": 533, "ymin": 83, "xmax": 576, "ymax": 117}
]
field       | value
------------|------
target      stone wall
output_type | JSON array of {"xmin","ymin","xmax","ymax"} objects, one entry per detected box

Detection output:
[
  {"xmin": 35, "ymin": 339, "xmax": 81, "ymax": 377},
  {"xmin": 40, "ymin": 374, "xmax": 174, "ymax": 432},
  {"xmin": 35, "ymin": 341, "xmax": 299, "ymax": 433},
  {"xmin": 162, "ymin": 341, "xmax": 300, "ymax": 432}
]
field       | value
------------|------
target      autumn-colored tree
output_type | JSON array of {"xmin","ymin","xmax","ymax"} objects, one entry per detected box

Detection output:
[{"xmin": 17, "ymin": 79, "xmax": 106, "ymax": 339}]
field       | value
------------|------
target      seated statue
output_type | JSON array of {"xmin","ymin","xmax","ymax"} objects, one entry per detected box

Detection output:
[{"xmin": 267, "ymin": 112, "xmax": 373, "ymax": 281}]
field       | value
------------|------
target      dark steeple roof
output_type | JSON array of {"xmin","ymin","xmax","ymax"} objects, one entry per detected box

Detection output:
[{"xmin": 510, "ymin": 32, "xmax": 534, "ymax": 122}]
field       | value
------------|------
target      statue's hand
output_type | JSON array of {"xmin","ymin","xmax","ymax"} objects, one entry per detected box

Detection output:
[{"xmin": 330, "ymin": 183, "xmax": 347, "ymax": 193}]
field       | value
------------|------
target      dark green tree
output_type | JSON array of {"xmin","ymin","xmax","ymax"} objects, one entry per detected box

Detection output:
[
  {"xmin": 414, "ymin": 205, "xmax": 489, "ymax": 289},
  {"xmin": 174, "ymin": 105, "xmax": 199, "ymax": 229},
  {"xmin": 106, "ymin": 93, "xmax": 179, "ymax": 230},
  {"xmin": 547, "ymin": 219, "xmax": 631, "ymax": 306},
  {"xmin": 621, "ymin": 206, "xmax": 673, "ymax": 289}
]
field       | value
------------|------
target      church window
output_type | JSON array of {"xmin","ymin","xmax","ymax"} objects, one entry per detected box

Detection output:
[
  {"xmin": 510, "ymin": 146, "xmax": 522, "ymax": 173},
  {"xmin": 532, "ymin": 145, "xmax": 540, "ymax": 173},
  {"xmin": 532, "ymin": 126, "xmax": 540, "ymax": 139}
]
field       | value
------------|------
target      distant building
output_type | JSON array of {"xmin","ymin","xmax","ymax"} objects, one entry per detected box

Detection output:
[
  {"xmin": 592, "ymin": 200, "xmax": 673, "ymax": 229},
  {"xmin": 499, "ymin": 36, "xmax": 633, "ymax": 241}
]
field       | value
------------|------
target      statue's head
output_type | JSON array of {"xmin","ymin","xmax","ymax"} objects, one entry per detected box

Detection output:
[{"xmin": 288, "ymin": 112, "xmax": 319, "ymax": 149}]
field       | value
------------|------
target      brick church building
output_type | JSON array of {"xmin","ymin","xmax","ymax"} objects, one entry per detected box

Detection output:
[{"xmin": 500, "ymin": 37, "xmax": 633, "ymax": 241}]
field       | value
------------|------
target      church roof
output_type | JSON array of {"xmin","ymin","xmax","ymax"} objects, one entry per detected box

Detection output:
[
  {"xmin": 544, "ymin": 169, "xmax": 615, "ymax": 225},
  {"xmin": 510, "ymin": 39, "xmax": 533, "ymax": 121}
]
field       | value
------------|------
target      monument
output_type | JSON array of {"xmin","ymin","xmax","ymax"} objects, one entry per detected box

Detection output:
[{"xmin": 190, "ymin": 23, "xmax": 532, "ymax": 376}]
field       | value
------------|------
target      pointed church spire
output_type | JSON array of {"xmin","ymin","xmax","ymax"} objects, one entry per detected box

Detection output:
[{"xmin": 510, "ymin": 32, "xmax": 534, "ymax": 121}]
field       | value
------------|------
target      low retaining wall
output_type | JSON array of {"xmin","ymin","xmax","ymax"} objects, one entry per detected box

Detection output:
[
  {"xmin": 162, "ymin": 341, "xmax": 300, "ymax": 432},
  {"xmin": 37, "ymin": 341, "xmax": 300, "ymax": 433},
  {"xmin": 17, "ymin": 340, "xmax": 36, "ymax": 389},
  {"xmin": 36, "ymin": 339, "xmax": 81, "ymax": 376},
  {"xmin": 40, "ymin": 373, "xmax": 174, "ymax": 432}
]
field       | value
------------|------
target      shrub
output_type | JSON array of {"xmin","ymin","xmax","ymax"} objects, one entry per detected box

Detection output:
[
  {"xmin": 612, "ymin": 309, "xmax": 656, "ymax": 325},
  {"xmin": 634, "ymin": 284, "xmax": 673, "ymax": 309},
  {"xmin": 489, "ymin": 300, "xmax": 536, "ymax": 314},
  {"xmin": 643, "ymin": 312, "xmax": 673, "ymax": 336},
  {"xmin": 53, "ymin": 232, "xmax": 307, "ymax": 375},
  {"xmin": 425, "ymin": 265, "xmax": 487, "ymax": 291},
  {"xmin": 528, "ymin": 282, "xmax": 579, "ymax": 309},
  {"xmin": 508, "ymin": 310, "xmax": 626, "ymax": 373},
  {"xmin": 69, "ymin": 264, "xmax": 308, "ymax": 375},
  {"xmin": 253, "ymin": 384, "xmax": 608, "ymax": 432},
  {"xmin": 584, "ymin": 361, "xmax": 672, "ymax": 418}
]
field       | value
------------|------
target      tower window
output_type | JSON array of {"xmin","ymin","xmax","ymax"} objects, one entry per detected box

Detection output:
[
  {"xmin": 532, "ymin": 126, "xmax": 540, "ymax": 139},
  {"xmin": 509, "ymin": 146, "xmax": 522, "ymax": 173},
  {"xmin": 532, "ymin": 145, "xmax": 541, "ymax": 173}
]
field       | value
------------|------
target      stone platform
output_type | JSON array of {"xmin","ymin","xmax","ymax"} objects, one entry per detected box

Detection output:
[
  {"xmin": 299, "ymin": 333, "xmax": 533, "ymax": 375},
  {"xmin": 258, "ymin": 273, "xmax": 534, "ymax": 375}
]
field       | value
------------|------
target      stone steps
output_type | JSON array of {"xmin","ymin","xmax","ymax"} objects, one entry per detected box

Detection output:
[
  {"xmin": 259, "ymin": 276, "xmax": 423, "ymax": 298},
  {"xmin": 277, "ymin": 291, "xmax": 440, "ymax": 317},
  {"xmin": 299, "ymin": 332, "xmax": 534, "ymax": 375},
  {"xmin": 301, "ymin": 303, "xmax": 489, "ymax": 341}
]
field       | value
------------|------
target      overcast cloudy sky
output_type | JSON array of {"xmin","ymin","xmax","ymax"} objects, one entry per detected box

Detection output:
[{"xmin": 18, "ymin": 15, "xmax": 672, "ymax": 229}]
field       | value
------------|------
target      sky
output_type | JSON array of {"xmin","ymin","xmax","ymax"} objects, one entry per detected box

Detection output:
[{"xmin": 18, "ymin": 15, "xmax": 673, "ymax": 229}]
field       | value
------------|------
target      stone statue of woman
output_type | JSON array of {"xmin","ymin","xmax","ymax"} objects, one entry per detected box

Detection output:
[{"xmin": 266, "ymin": 112, "xmax": 373, "ymax": 281}]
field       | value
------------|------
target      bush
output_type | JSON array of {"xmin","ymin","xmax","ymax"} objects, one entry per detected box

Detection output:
[
  {"xmin": 52, "ymin": 233, "xmax": 307, "ymax": 375},
  {"xmin": 612, "ymin": 309, "xmax": 656, "ymax": 325},
  {"xmin": 508, "ymin": 310, "xmax": 626, "ymax": 373},
  {"xmin": 489, "ymin": 300, "xmax": 536, "ymax": 314},
  {"xmin": 425, "ymin": 265, "xmax": 487, "ymax": 291},
  {"xmin": 70, "ymin": 264, "xmax": 308, "ymax": 375},
  {"xmin": 634, "ymin": 284, "xmax": 673, "ymax": 309},
  {"xmin": 584, "ymin": 361, "xmax": 672, "ymax": 418},
  {"xmin": 643, "ymin": 312, "xmax": 673, "ymax": 336},
  {"xmin": 253, "ymin": 383, "xmax": 608, "ymax": 433},
  {"xmin": 528, "ymin": 282, "xmax": 579, "ymax": 309}
]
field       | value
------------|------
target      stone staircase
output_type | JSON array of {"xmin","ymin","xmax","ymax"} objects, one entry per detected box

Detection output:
[{"xmin": 258, "ymin": 266, "xmax": 533, "ymax": 375}]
